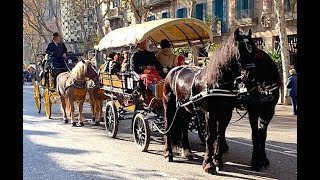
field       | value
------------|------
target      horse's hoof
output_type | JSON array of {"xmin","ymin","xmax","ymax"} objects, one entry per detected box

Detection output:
[
  {"xmin": 204, "ymin": 165, "xmax": 217, "ymax": 175},
  {"xmin": 216, "ymin": 166, "xmax": 224, "ymax": 172},
  {"xmin": 165, "ymin": 156, "xmax": 173, "ymax": 162},
  {"xmin": 250, "ymin": 162, "xmax": 262, "ymax": 172},
  {"xmin": 72, "ymin": 122, "xmax": 77, "ymax": 127},
  {"xmin": 187, "ymin": 155, "xmax": 194, "ymax": 161},
  {"xmin": 64, "ymin": 120, "xmax": 68, "ymax": 124},
  {"xmin": 92, "ymin": 117, "xmax": 96, "ymax": 122},
  {"xmin": 213, "ymin": 160, "xmax": 223, "ymax": 171},
  {"xmin": 79, "ymin": 122, "xmax": 84, "ymax": 127},
  {"xmin": 264, "ymin": 158, "xmax": 270, "ymax": 166},
  {"xmin": 221, "ymin": 144, "xmax": 229, "ymax": 154},
  {"xmin": 93, "ymin": 121, "xmax": 100, "ymax": 126}
]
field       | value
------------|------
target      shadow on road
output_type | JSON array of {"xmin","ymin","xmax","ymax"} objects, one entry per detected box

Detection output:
[{"xmin": 23, "ymin": 128, "xmax": 176, "ymax": 179}]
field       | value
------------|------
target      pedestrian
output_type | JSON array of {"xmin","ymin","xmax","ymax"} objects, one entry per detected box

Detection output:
[{"xmin": 286, "ymin": 68, "xmax": 297, "ymax": 115}]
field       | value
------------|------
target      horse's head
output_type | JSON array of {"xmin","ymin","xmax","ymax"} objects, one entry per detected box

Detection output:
[
  {"xmin": 83, "ymin": 60, "xmax": 99, "ymax": 84},
  {"xmin": 234, "ymin": 28, "xmax": 257, "ymax": 85}
]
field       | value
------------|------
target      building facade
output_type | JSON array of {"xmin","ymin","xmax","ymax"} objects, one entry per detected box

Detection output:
[
  {"xmin": 129, "ymin": 0, "xmax": 297, "ymax": 66},
  {"xmin": 60, "ymin": 0, "xmax": 97, "ymax": 52}
]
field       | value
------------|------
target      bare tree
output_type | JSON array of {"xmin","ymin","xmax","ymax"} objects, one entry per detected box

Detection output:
[
  {"xmin": 128, "ymin": 0, "xmax": 150, "ymax": 23},
  {"xmin": 180, "ymin": 0, "xmax": 196, "ymax": 18},
  {"xmin": 273, "ymin": 0, "xmax": 291, "ymax": 104},
  {"xmin": 47, "ymin": 0, "xmax": 62, "ymax": 34}
]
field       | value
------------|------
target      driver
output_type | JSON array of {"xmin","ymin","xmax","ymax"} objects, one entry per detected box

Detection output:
[
  {"xmin": 45, "ymin": 32, "xmax": 69, "ymax": 87},
  {"xmin": 46, "ymin": 32, "xmax": 68, "ymax": 68}
]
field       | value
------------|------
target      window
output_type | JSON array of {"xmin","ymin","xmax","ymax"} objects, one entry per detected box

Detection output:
[
  {"xmin": 177, "ymin": 8, "xmax": 187, "ymax": 18},
  {"xmin": 284, "ymin": 0, "xmax": 291, "ymax": 12},
  {"xmin": 112, "ymin": 0, "xmax": 120, "ymax": 8},
  {"xmin": 213, "ymin": 0, "xmax": 228, "ymax": 33},
  {"xmin": 194, "ymin": 3, "xmax": 206, "ymax": 20},
  {"xmin": 162, "ymin": 12, "xmax": 170, "ymax": 18},
  {"xmin": 147, "ymin": 15, "xmax": 155, "ymax": 21},
  {"xmin": 236, "ymin": 0, "xmax": 254, "ymax": 19}
]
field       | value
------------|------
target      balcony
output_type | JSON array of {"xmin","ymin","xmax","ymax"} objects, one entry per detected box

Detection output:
[
  {"xmin": 144, "ymin": 0, "xmax": 171, "ymax": 8},
  {"xmin": 107, "ymin": 7, "xmax": 124, "ymax": 19}
]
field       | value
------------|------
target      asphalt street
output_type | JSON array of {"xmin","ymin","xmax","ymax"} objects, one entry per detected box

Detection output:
[{"xmin": 23, "ymin": 84, "xmax": 297, "ymax": 179}]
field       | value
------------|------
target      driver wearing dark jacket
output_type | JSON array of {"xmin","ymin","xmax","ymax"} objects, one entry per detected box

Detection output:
[{"xmin": 46, "ymin": 32, "xmax": 68, "ymax": 67}]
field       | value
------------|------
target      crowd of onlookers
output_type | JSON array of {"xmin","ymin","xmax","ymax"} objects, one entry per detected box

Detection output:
[{"xmin": 23, "ymin": 66, "xmax": 36, "ymax": 84}]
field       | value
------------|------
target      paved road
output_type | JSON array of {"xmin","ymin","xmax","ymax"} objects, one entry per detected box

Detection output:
[{"xmin": 23, "ymin": 84, "xmax": 297, "ymax": 179}]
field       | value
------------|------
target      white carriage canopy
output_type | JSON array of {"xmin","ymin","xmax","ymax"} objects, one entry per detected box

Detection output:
[{"xmin": 95, "ymin": 18, "xmax": 214, "ymax": 50}]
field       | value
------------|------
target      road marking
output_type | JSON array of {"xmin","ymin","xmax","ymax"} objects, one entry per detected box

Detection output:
[
  {"xmin": 265, "ymin": 143, "xmax": 296, "ymax": 151},
  {"xmin": 227, "ymin": 139, "xmax": 297, "ymax": 158}
]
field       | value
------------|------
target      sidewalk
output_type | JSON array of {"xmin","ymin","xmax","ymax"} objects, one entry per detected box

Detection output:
[{"xmin": 275, "ymin": 104, "xmax": 296, "ymax": 117}]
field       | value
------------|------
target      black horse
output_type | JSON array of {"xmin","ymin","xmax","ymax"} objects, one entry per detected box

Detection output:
[
  {"xmin": 162, "ymin": 28, "xmax": 257, "ymax": 174},
  {"xmin": 237, "ymin": 49, "xmax": 282, "ymax": 171}
]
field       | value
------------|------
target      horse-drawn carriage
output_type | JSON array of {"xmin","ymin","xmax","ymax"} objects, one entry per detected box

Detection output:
[
  {"xmin": 33, "ymin": 52, "xmax": 86, "ymax": 119},
  {"xmin": 94, "ymin": 18, "xmax": 213, "ymax": 151}
]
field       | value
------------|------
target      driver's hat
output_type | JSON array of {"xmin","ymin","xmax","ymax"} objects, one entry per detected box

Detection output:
[{"xmin": 52, "ymin": 32, "xmax": 60, "ymax": 37}]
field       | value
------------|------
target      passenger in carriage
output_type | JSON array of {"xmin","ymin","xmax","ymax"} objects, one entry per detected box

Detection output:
[
  {"xmin": 156, "ymin": 39, "xmax": 178, "ymax": 69},
  {"xmin": 132, "ymin": 40, "xmax": 166, "ymax": 96},
  {"xmin": 156, "ymin": 39, "xmax": 185, "ymax": 70},
  {"xmin": 132, "ymin": 40, "xmax": 164, "ymax": 76},
  {"xmin": 106, "ymin": 52, "xmax": 121, "ymax": 74},
  {"xmin": 120, "ymin": 51, "xmax": 129, "ymax": 73}
]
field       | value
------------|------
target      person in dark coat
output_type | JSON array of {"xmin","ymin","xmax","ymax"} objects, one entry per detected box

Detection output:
[
  {"xmin": 132, "ymin": 40, "xmax": 164, "ymax": 76},
  {"xmin": 104, "ymin": 52, "xmax": 121, "ymax": 74},
  {"xmin": 45, "ymin": 32, "xmax": 68, "ymax": 68},
  {"xmin": 286, "ymin": 68, "xmax": 297, "ymax": 115},
  {"xmin": 45, "ymin": 32, "xmax": 68, "ymax": 88}
]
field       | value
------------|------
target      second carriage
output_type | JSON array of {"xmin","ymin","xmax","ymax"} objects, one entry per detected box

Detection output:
[
  {"xmin": 95, "ymin": 18, "xmax": 214, "ymax": 151},
  {"xmin": 33, "ymin": 52, "xmax": 87, "ymax": 119}
]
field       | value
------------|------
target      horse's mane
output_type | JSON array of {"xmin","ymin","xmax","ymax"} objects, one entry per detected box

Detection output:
[
  {"xmin": 71, "ymin": 60, "xmax": 87, "ymax": 80},
  {"xmin": 205, "ymin": 33, "xmax": 240, "ymax": 85},
  {"xmin": 255, "ymin": 49, "xmax": 283, "ymax": 87}
]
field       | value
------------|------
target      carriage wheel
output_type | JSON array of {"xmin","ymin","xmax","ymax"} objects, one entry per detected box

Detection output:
[
  {"xmin": 197, "ymin": 113, "xmax": 206, "ymax": 145},
  {"xmin": 33, "ymin": 81, "xmax": 41, "ymax": 113},
  {"xmin": 133, "ymin": 113, "xmax": 150, "ymax": 152},
  {"xmin": 44, "ymin": 89, "xmax": 52, "ymax": 119},
  {"xmin": 104, "ymin": 101, "xmax": 118, "ymax": 138}
]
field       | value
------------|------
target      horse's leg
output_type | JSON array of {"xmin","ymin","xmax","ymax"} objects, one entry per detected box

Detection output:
[
  {"xmin": 181, "ymin": 113, "xmax": 193, "ymax": 160},
  {"xmin": 259, "ymin": 106, "xmax": 275, "ymax": 168},
  {"xmin": 97, "ymin": 99, "xmax": 103, "ymax": 124},
  {"xmin": 93, "ymin": 98, "xmax": 102, "ymax": 126},
  {"xmin": 202, "ymin": 110, "xmax": 217, "ymax": 174},
  {"xmin": 213, "ymin": 109, "xmax": 233, "ymax": 171},
  {"xmin": 60, "ymin": 96, "xmax": 68, "ymax": 123},
  {"xmin": 248, "ymin": 110, "xmax": 262, "ymax": 171},
  {"xmin": 219, "ymin": 111, "xmax": 232, "ymax": 154},
  {"xmin": 163, "ymin": 92, "xmax": 175, "ymax": 162},
  {"xmin": 77, "ymin": 99, "xmax": 85, "ymax": 126},
  {"xmin": 69, "ymin": 94, "xmax": 76, "ymax": 127},
  {"xmin": 90, "ymin": 94, "xmax": 96, "ymax": 122}
]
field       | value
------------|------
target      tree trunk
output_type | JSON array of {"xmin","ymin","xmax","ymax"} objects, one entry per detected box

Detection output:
[
  {"xmin": 48, "ymin": 0, "xmax": 62, "ymax": 35},
  {"xmin": 274, "ymin": 0, "xmax": 291, "ymax": 105},
  {"xmin": 94, "ymin": 0, "xmax": 106, "ymax": 38}
]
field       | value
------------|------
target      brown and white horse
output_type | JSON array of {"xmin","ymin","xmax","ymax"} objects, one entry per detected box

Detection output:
[
  {"xmin": 87, "ymin": 79, "xmax": 108, "ymax": 125},
  {"xmin": 56, "ymin": 60, "xmax": 99, "ymax": 127}
]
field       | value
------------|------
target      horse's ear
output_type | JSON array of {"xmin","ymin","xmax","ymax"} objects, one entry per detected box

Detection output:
[
  {"xmin": 248, "ymin": 29, "xmax": 252, "ymax": 37},
  {"xmin": 234, "ymin": 28, "xmax": 240, "ymax": 40}
]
